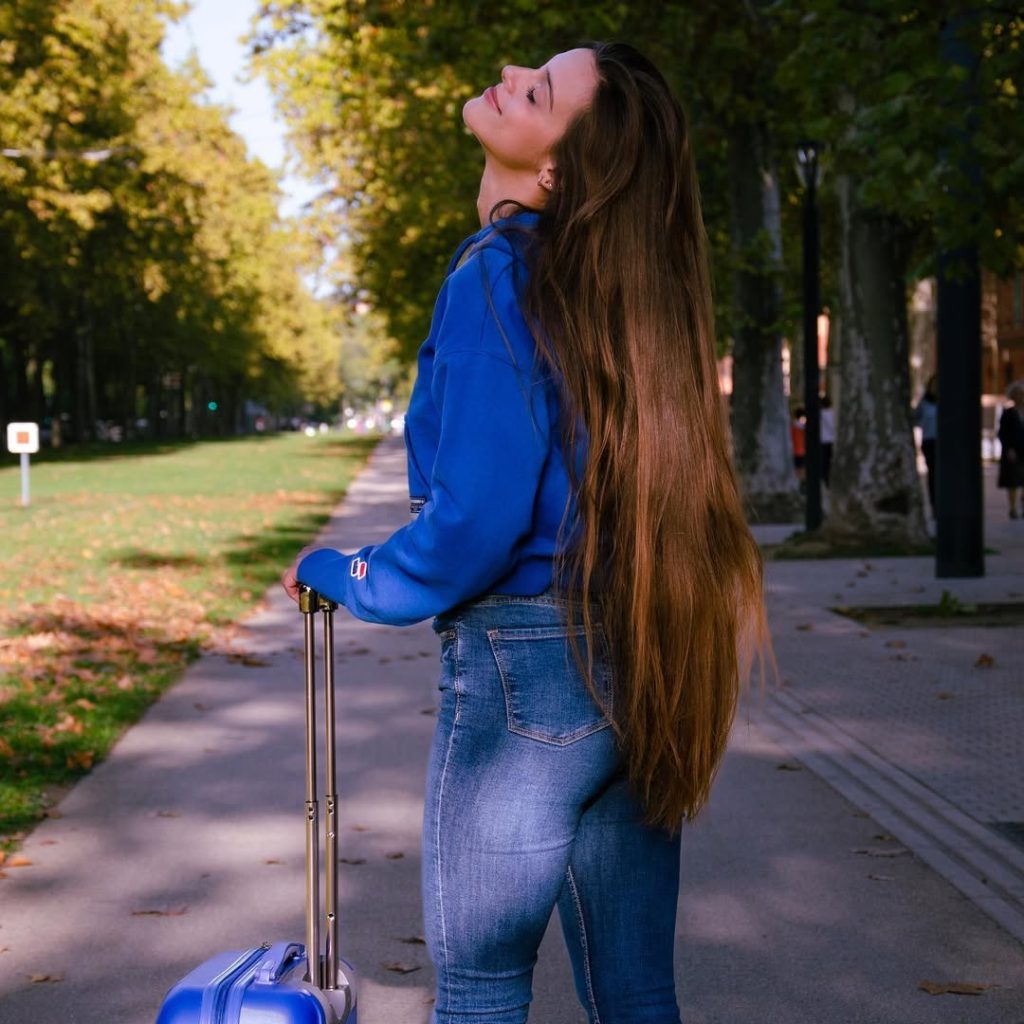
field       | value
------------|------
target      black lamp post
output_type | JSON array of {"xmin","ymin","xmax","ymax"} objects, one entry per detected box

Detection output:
[
  {"xmin": 796, "ymin": 141, "xmax": 822, "ymax": 532},
  {"xmin": 935, "ymin": 14, "xmax": 983, "ymax": 577}
]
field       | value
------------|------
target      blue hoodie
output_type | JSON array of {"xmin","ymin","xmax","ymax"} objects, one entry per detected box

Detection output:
[{"xmin": 297, "ymin": 212, "xmax": 573, "ymax": 625}]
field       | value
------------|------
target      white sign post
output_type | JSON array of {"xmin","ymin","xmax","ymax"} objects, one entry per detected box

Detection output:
[{"xmin": 6, "ymin": 422, "xmax": 40, "ymax": 507}]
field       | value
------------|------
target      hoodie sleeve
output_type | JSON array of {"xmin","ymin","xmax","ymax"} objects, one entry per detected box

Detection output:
[{"xmin": 296, "ymin": 253, "xmax": 549, "ymax": 626}]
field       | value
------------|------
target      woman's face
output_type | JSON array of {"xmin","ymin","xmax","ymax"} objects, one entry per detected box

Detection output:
[{"xmin": 463, "ymin": 48, "xmax": 599, "ymax": 174}]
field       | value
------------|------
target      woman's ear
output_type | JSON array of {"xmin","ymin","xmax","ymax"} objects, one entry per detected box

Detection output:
[{"xmin": 537, "ymin": 164, "xmax": 556, "ymax": 192}]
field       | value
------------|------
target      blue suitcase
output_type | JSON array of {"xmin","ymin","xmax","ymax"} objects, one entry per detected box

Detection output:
[{"xmin": 156, "ymin": 589, "xmax": 358, "ymax": 1023}]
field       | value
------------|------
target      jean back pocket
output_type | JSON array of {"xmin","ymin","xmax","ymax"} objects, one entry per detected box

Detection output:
[{"xmin": 487, "ymin": 624, "xmax": 613, "ymax": 746}]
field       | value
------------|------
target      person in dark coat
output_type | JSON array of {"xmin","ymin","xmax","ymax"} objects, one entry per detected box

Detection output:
[{"xmin": 998, "ymin": 381, "xmax": 1024, "ymax": 519}]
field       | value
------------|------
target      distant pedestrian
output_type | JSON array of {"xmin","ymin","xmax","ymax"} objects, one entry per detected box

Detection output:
[
  {"xmin": 791, "ymin": 405, "xmax": 806, "ymax": 486},
  {"xmin": 914, "ymin": 375, "xmax": 938, "ymax": 513},
  {"xmin": 998, "ymin": 381, "xmax": 1024, "ymax": 519},
  {"xmin": 819, "ymin": 394, "xmax": 835, "ymax": 487}
]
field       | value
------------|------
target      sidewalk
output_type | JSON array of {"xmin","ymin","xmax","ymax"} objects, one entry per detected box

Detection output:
[{"xmin": 0, "ymin": 438, "xmax": 1021, "ymax": 1024}]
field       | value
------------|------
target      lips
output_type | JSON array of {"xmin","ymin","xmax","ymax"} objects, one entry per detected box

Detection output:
[{"xmin": 486, "ymin": 85, "xmax": 501, "ymax": 113}]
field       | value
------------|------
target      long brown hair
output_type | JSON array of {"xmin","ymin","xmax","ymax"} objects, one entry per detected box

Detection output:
[{"xmin": 524, "ymin": 42, "xmax": 767, "ymax": 831}]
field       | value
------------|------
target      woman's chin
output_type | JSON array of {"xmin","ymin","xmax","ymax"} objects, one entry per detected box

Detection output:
[{"xmin": 462, "ymin": 95, "xmax": 486, "ymax": 130}]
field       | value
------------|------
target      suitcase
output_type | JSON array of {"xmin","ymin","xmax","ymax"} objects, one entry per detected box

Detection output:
[{"xmin": 156, "ymin": 587, "xmax": 358, "ymax": 1023}]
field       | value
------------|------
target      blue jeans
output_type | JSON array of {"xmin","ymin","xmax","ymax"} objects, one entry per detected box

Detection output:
[{"xmin": 423, "ymin": 592, "xmax": 682, "ymax": 1023}]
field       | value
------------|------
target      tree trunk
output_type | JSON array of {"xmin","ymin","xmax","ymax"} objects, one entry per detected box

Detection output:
[
  {"xmin": 74, "ymin": 299, "xmax": 98, "ymax": 443},
  {"xmin": 8, "ymin": 335, "xmax": 30, "ymax": 419},
  {"xmin": 727, "ymin": 121, "xmax": 802, "ymax": 522},
  {"xmin": 826, "ymin": 174, "xmax": 928, "ymax": 547}
]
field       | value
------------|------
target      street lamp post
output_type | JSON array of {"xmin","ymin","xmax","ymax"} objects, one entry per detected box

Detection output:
[
  {"xmin": 796, "ymin": 141, "xmax": 822, "ymax": 532},
  {"xmin": 935, "ymin": 14, "xmax": 984, "ymax": 578}
]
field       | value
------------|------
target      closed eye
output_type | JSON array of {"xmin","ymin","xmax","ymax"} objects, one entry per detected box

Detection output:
[{"xmin": 526, "ymin": 85, "xmax": 537, "ymax": 104}]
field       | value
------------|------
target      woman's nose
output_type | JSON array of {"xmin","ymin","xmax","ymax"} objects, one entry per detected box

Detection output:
[{"xmin": 501, "ymin": 65, "xmax": 521, "ymax": 91}]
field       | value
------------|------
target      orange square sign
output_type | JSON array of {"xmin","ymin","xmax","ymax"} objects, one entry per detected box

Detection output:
[{"xmin": 6, "ymin": 422, "xmax": 40, "ymax": 454}]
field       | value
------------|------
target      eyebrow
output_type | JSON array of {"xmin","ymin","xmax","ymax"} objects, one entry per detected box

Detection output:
[{"xmin": 546, "ymin": 67, "xmax": 554, "ymax": 111}]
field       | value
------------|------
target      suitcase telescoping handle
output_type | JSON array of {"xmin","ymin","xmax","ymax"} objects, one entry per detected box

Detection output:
[{"xmin": 298, "ymin": 586, "xmax": 340, "ymax": 991}]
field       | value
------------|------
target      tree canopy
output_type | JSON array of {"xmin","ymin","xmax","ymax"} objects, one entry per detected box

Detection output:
[
  {"xmin": 0, "ymin": 0, "xmax": 344, "ymax": 440},
  {"xmin": 252, "ymin": 1, "xmax": 1022, "ymax": 357}
]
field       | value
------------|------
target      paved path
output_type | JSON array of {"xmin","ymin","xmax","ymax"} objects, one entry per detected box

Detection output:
[{"xmin": 0, "ymin": 438, "xmax": 1021, "ymax": 1023}]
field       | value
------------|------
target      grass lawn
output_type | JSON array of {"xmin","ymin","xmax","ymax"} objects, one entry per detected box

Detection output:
[{"xmin": 0, "ymin": 432, "xmax": 378, "ymax": 849}]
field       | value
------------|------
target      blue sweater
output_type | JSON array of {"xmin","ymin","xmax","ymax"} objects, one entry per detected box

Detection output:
[{"xmin": 297, "ymin": 213, "xmax": 573, "ymax": 625}]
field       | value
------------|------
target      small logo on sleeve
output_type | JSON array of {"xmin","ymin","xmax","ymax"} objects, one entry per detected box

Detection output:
[{"xmin": 350, "ymin": 557, "xmax": 368, "ymax": 580}]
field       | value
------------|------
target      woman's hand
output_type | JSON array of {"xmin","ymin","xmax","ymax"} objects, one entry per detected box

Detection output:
[{"xmin": 281, "ymin": 547, "xmax": 316, "ymax": 604}]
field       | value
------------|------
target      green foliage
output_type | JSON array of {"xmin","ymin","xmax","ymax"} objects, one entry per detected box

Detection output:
[
  {"xmin": 252, "ymin": 1, "xmax": 1022, "ymax": 363},
  {"xmin": 250, "ymin": 0, "xmax": 643, "ymax": 360},
  {"xmin": 0, "ymin": 0, "xmax": 346, "ymax": 440},
  {"xmin": 776, "ymin": 0, "xmax": 1024, "ymax": 277}
]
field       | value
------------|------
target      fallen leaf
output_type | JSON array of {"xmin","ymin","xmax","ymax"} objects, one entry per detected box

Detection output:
[
  {"xmin": 867, "ymin": 874, "xmax": 895, "ymax": 882},
  {"xmin": 884, "ymin": 639, "xmax": 906, "ymax": 649},
  {"xmin": 65, "ymin": 750, "xmax": 94, "ymax": 771},
  {"xmin": 419, "ymin": 708, "xmax": 436, "ymax": 716},
  {"xmin": 193, "ymin": 703, "xmax": 210, "ymax": 711},
  {"xmin": 873, "ymin": 833, "xmax": 894, "ymax": 841},
  {"xmin": 264, "ymin": 859, "xmax": 283, "ymax": 865},
  {"xmin": 28, "ymin": 973, "xmax": 63, "ymax": 984},
  {"xmin": 350, "ymin": 825, "xmax": 370, "ymax": 832},
  {"xmin": 385, "ymin": 852, "xmax": 405, "ymax": 860},
  {"xmin": 399, "ymin": 936, "xmax": 426, "ymax": 945},
  {"xmin": 851, "ymin": 847, "xmax": 910, "ymax": 858},
  {"xmin": 918, "ymin": 980, "xmax": 992, "ymax": 996},
  {"xmin": 775, "ymin": 762, "xmax": 802, "ymax": 772},
  {"xmin": 382, "ymin": 961, "xmax": 421, "ymax": 975},
  {"xmin": 227, "ymin": 653, "xmax": 270, "ymax": 668},
  {"xmin": 156, "ymin": 810, "xmax": 181, "ymax": 818},
  {"xmin": 339, "ymin": 858, "xmax": 366, "ymax": 865},
  {"xmin": 795, "ymin": 623, "xmax": 814, "ymax": 632},
  {"xmin": 974, "ymin": 653, "xmax": 995, "ymax": 668},
  {"xmin": 936, "ymin": 692, "xmax": 954, "ymax": 701},
  {"xmin": 131, "ymin": 905, "xmax": 188, "ymax": 917},
  {"xmin": 53, "ymin": 714, "xmax": 83, "ymax": 735},
  {"xmin": 7, "ymin": 856, "xmax": 33, "ymax": 868}
]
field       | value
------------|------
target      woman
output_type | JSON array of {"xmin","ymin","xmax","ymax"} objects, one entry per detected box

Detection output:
[
  {"xmin": 913, "ymin": 374, "xmax": 938, "ymax": 513},
  {"xmin": 998, "ymin": 381, "xmax": 1024, "ymax": 519},
  {"xmin": 284, "ymin": 42, "xmax": 766, "ymax": 1023},
  {"xmin": 820, "ymin": 394, "xmax": 835, "ymax": 487}
]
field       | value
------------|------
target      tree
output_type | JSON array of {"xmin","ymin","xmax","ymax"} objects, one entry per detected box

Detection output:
[
  {"xmin": 0, "ymin": 0, "xmax": 344, "ymax": 442},
  {"xmin": 646, "ymin": 2, "xmax": 803, "ymax": 521},
  {"xmin": 778, "ymin": 0, "xmax": 1024, "ymax": 547}
]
